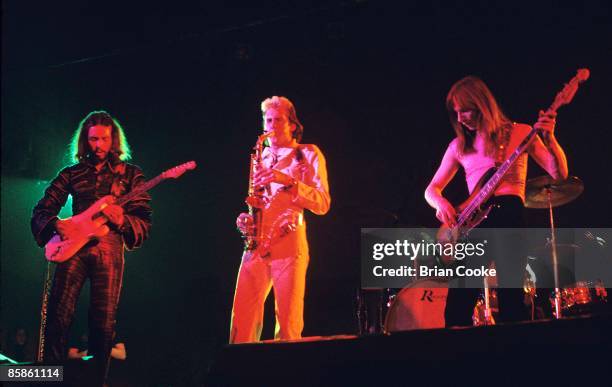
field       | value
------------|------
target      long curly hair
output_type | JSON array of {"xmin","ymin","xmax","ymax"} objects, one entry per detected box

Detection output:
[
  {"xmin": 446, "ymin": 76, "xmax": 511, "ymax": 155},
  {"xmin": 69, "ymin": 110, "xmax": 131, "ymax": 163}
]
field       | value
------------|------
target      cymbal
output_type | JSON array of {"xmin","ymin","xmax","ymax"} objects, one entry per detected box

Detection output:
[{"xmin": 525, "ymin": 176, "xmax": 584, "ymax": 209}]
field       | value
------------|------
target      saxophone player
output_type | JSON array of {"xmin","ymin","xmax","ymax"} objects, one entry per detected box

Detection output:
[{"xmin": 230, "ymin": 96, "xmax": 331, "ymax": 343}]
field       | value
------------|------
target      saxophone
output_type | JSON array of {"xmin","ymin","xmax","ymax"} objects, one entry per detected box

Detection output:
[{"xmin": 243, "ymin": 132, "xmax": 273, "ymax": 252}]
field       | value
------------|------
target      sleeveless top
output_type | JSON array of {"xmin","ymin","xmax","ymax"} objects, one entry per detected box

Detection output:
[{"xmin": 455, "ymin": 123, "xmax": 529, "ymax": 202}]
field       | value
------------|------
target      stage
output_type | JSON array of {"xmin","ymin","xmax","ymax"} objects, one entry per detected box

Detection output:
[
  {"xmin": 3, "ymin": 2, "xmax": 612, "ymax": 386},
  {"xmin": 208, "ymin": 314, "xmax": 612, "ymax": 386}
]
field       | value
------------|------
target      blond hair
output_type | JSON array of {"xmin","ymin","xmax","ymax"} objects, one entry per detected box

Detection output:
[{"xmin": 260, "ymin": 96, "xmax": 304, "ymax": 142}]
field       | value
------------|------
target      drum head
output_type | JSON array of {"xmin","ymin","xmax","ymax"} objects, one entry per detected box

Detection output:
[{"xmin": 384, "ymin": 279, "xmax": 449, "ymax": 332}]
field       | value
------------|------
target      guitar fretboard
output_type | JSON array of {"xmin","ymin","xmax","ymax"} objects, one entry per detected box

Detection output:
[{"xmin": 116, "ymin": 173, "xmax": 165, "ymax": 206}]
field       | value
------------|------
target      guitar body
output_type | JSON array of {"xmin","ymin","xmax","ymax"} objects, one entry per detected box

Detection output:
[
  {"xmin": 437, "ymin": 168, "xmax": 496, "ymax": 264},
  {"xmin": 44, "ymin": 196, "xmax": 112, "ymax": 262},
  {"xmin": 455, "ymin": 167, "xmax": 497, "ymax": 233},
  {"xmin": 43, "ymin": 160, "xmax": 197, "ymax": 263},
  {"xmin": 438, "ymin": 167, "xmax": 496, "ymax": 235}
]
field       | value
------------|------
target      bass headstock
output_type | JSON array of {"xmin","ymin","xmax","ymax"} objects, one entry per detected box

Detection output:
[{"xmin": 550, "ymin": 68, "xmax": 590, "ymax": 112}]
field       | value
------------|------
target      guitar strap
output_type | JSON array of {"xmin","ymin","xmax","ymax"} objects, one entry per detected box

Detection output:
[
  {"xmin": 37, "ymin": 261, "xmax": 54, "ymax": 362},
  {"xmin": 495, "ymin": 123, "xmax": 513, "ymax": 167}
]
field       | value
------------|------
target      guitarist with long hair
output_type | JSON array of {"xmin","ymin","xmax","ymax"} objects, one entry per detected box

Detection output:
[
  {"xmin": 31, "ymin": 110, "xmax": 152, "ymax": 385},
  {"xmin": 425, "ymin": 76, "xmax": 569, "ymax": 326}
]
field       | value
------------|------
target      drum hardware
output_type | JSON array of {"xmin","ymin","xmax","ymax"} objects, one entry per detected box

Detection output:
[
  {"xmin": 525, "ymin": 175, "xmax": 584, "ymax": 319},
  {"xmin": 584, "ymin": 230, "xmax": 607, "ymax": 248},
  {"xmin": 473, "ymin": 288, "xmax": 498, "ymax": 326},
  {"xmin": 523, "ymin": 275, "xmax": 537, "ymax": 321},
  {"xmin": 524, "ymin": 176, "xmax": 584, "ymax": 209},
  {"xmin": 473, "ymin": 262, "xmax": 498, "ymax": 326},
  {"xmin": 386, "ymin": 290, "xmax": 397, "ymax": 308},
  {"xmin": 356, "ymin": 288, "xmax": 387, "ymax": 335},
  {"xmin": 549, "ymin": 280, "xmax": 608, "ymax": 315}
]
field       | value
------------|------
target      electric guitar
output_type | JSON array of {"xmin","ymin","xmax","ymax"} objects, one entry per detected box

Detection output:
[
  {"xmin": 438, "ymin": 69, "xmax": 589, "ymax": 245},
  {"xmin": 44, "ymin": 161, "xmax": 197, "ymax": 262}
]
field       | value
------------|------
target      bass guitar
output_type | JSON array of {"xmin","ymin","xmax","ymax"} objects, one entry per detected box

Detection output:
[{"xmin": 438, "ymin": 69, "xmax": 589, "ymax": 244}]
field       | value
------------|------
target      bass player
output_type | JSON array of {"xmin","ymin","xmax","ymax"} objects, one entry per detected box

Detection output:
[{"xmin": 424, "ymin": 76, "xmax": 568, "ymax": 326}]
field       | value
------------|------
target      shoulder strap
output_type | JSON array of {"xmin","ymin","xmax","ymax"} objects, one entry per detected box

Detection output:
[
  {"xmin": 495, "ymin": 123, "xmax": 513, "ymax": 167},
  {"xmin": 295, "ymin": 145, "xmax": 304, "ymax": 162}
]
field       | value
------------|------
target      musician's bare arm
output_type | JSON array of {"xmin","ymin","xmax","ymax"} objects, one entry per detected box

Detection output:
[
  {"xmin": 425, "ymin": 139, "xmax": 460, "ymax": 226},
  {"xmin": 528, "ymin": 110, "xmax": 569, "ymax": 180}
]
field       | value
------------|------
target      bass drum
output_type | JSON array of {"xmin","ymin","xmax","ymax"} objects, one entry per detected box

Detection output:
[{"xmin": 384, "ymin": 279, "xmax": 449, "ymax": 332}]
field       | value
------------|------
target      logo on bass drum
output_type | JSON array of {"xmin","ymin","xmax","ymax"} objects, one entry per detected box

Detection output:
[{"xmin": 420, "ymin": 289, "xmax": 446, "ymax": 302}]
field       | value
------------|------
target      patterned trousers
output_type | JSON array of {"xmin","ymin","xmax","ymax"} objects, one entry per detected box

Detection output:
[{"xmin": 44, "ymin": 233, "xmax": 124, "ymax": 385}]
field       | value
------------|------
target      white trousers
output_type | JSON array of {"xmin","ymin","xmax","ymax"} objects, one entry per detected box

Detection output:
[{"xmin": 229, "ymin": 251, "xmax": 309, "ymax": 343}]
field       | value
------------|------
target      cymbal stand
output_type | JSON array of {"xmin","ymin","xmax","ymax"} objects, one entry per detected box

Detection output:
[
  {"xmin": 483, "ymin": 277, "xmax": 493, "ymax": 325},
  {"xmin": 547, "ymin": 188, "xmax": 562, "ymax": 319}
]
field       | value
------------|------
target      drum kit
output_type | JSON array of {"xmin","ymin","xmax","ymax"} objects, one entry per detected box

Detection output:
[
  {"xmin": 360, "ymin": 175, "xmax": 609, "ymax": 334},
  {"xmin": 523, "ymin": 175, "xmax": 605, "ymax": 319}
]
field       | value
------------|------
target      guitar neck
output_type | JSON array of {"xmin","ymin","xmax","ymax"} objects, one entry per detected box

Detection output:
[{"xmin": 116, "ymin": 174, "xmax": 165, "ymax": 206}]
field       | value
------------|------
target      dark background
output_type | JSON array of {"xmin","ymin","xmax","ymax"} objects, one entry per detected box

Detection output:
[{"xmin": 2, "ymin": 0, "xmax": 611, "ymax": 384}]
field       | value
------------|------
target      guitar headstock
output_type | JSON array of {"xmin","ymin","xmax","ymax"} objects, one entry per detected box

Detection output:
[
  {"xmin": 162, "ymin": 161, "xmax": 197, "ymax": 179},
  {"xmin": 550, "ymin": 68, "xmax": 590, "ymax": 112}
]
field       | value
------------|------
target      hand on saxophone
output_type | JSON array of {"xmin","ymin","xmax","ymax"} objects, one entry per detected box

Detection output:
[
  {"xmin": 236, "ymin": 212, "xmax": 254, "ymax": 235},
  {"xmin": 253, "ymin": 168, "xmax": 295, "ymax": 188}
]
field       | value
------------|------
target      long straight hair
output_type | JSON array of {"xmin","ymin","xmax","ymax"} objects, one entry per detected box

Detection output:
[{"xmin": 446, "ymin": 76, "xmax": 512, "ymax": 155}]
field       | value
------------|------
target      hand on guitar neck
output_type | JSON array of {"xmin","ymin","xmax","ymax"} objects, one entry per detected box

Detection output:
[{"xmin": 534, "ymin": 110, "xmax": 558, "ymax": 144}]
